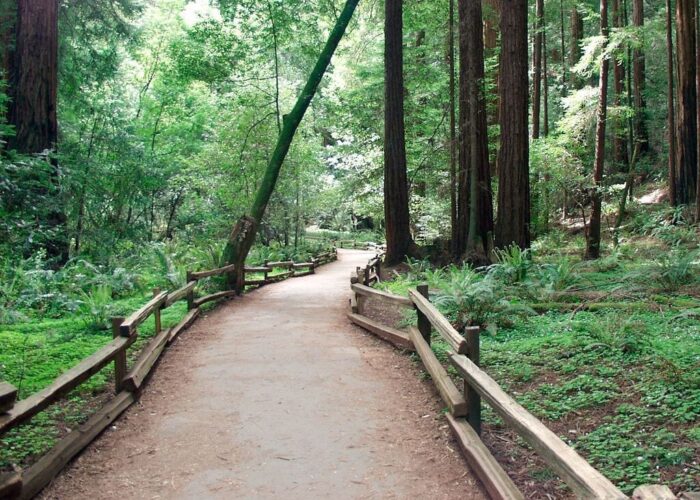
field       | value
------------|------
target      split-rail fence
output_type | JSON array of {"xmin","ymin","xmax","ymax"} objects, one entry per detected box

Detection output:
[
  {"xmin": 0, "ymin": 250, "xmax": 337, "ymax": 499},
  {"xmin": 348, "ymin": 255, "xmax": 696, "ymax": 500}
]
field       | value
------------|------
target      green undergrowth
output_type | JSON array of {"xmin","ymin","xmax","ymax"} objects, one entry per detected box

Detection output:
[
  {"xmin": 0, "ymin": 240, "xmax": 334, "ymax": 470},
  {"xmin": 378, "ymin": 225, "xmax": 700, "ymax": 494}
]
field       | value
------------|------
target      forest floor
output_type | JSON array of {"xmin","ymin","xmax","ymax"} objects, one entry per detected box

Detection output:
[
  {"xmin": 375, "ymin": 215, "xmax": 700, "ymax": 496},
  {"xmin": 36, "ymin": 250, "xmax": 486, "ymax": 500}
]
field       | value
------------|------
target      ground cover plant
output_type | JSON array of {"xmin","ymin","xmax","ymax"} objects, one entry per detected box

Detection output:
[
  {"xmin": 376, "ymin": 205, "xmax": 700, "ymax": 495},
  {"xmin": 0, "ymin": 238, "xmax": 335, "ymax": 470}
]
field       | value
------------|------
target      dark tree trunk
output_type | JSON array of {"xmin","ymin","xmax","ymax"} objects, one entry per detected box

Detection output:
[
  {"xmin": 495, "ymin": 0, "xmax": 530, "ymax": 250},
  {"xmin": 532, "ymin": 0, "xmax": 544, "ymax": 139},
  {"xmin": 383, "ymin": 0, "xmax": 414, "ymax": 265},
  {"xmin": 667, "ymin": 0, "xmax": 678, "ymax": 206},
  {"xmin": 675, "ymin": 0, "xmax": 698, "ymax": 204},
  {"xmin": 586, "ymin": 0, "xmax": 610, "ymax": 260},
  {"xmin": 613, "ymin": 0, "xmax": 629, "ymax": 172},
  {"xmin": 6, "ymin": 0, "xmax": 67, "ymax": 264},
  {"xmin": 464, "ymin": 0, "xmax": 494, "ymax": 258},
  {"xmin": 223, "ymin": 0, "xmax": 360, "ymax": 290}
]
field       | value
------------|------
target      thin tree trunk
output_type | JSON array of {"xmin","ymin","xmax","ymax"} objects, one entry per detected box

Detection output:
[
  {"xmin": 495, "ymin": 0, "xmax": 530, "ymax": 249},
  {"xmin": 448, "ymin": 0, "xmax": 458, "ymax": 256},
  {"xmin": 543, "ymin": 25, "xmax": 549, "ymax": 137},
  {"xmin": 383, "ymin": 0, "xmax": 414, "ymax": 265},
  {"xmin": 668, "ymin": 0, "xmax": 678, "ymax": 206},
  {"xmin": 532, "ymin": 0, "xmax": 544, "ymax": 139},
  {"xmin": 613, "ymin": 0, "xmax": 629, "ymax": 172},
  {"xmin": 560, "ymin": 0, "xmax": 567, "ymax": 88},
  {"xmin": 675, "ymin": 0, "xmax": 698, "ymax": 204},
  {"xmin": 456, "ymin": 0, "xmax": 470, "ymax": 256},
  {"xmin": 585, "ymin": 0, "xmax": 610, "ymax": 260},
  {"xmin": 632, "ymin": 0, "xmax": 649, "ymax": 154},
  {"xmin": 223, "ymin": 0, "xmax": 360, "ymax": 290}
]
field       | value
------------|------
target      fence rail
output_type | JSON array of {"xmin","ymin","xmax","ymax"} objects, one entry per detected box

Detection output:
[
  {"xmin": 346, "ymin": 256, "xmax": 641, "ymax": 500},
  {"xmin": 0, "ymin": 247, "xmax": 338, "ymax": 499}
]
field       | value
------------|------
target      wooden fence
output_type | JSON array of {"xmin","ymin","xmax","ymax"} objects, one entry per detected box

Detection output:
[
  {"xmin": 347, "ymin": 258, "xmax": 691, "ymax": 500},
  {"xmin": 0, "ymin": 249, "xmax": 337, "ymax": 500}
]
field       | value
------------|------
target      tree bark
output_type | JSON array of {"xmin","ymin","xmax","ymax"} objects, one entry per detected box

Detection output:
[
  {"xmin": 464, "ymin": 0, "xmax": 494, "ymax": 258},
  {"xmin": 495, "ymin": 0, "xmax": 530, "ymax": 250},
  {"xmin": 667, "ymin": 0, "xmax": 678, "ymax": 206},
  {"xmin": 6, "ymin": 0, "xmax": 67, "ymax": 264},
  {"xmin": 675, "ymin": 0, "xmax": 698, "ymax": 204},
  {"xmin": 455, "ymin": 0, "xmax": 470, "ymax": 257},
  {"xmin": 223, "ymin": 0, "xmax": 360, "ymax": 290},
  {"xmin": 383, "ymin": 0, "xmax": 414, "ymax": 265},
  {"xmin": 632, "ymin": 0, "xmax": 649, "ymax": 154},
  {"xmin": 532, "ymin": 0, "xmax": 544, "ymax": 139},
  {"xmin": 569, "ymin": 7, "xmax": 584, "ymax": 67},
  {"xmin": 585, "ymin": 0, "xmax": 610, "ymax": 260},
  {"xmin": 613, "ymin": 0, "xmax": 629, "ymax": 172}
]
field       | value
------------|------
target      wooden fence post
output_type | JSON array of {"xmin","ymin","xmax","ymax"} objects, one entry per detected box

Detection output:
[
  {"xmin": 263, "ymin": 260, "xmax": 270, "ymax": 282},
  {"xmin": 152, "ymin": 288, "xmax": 162, "ymax": 334},
  {"xmin": 465, "ymin": 326, "xmax": 481, "ymax": 435},
  {"xmin": 364, "ymin": 266, "xmax": 370, "ymax": 286},
  {"xmin": 112, "ymin": 317, "xmax": 127, "ymax": 393},
  {"xmin": 416, "ymin": 284, "xmax": 431, "ymax": 344},
  {"xmin": 186, "ymin": 272, "xmax": 195, "ymax": 310}
]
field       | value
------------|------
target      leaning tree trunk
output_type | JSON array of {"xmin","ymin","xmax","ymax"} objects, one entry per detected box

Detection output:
[
  {"xmin": 667, "ymin": 0, "xmax": 678, "ymax": 206},
  {"xmin": 383, "ymin": 0, "xmax": 414, "ymax": 265},
  {"xmin": 495, "ymin": 0, "xmax": 530, "ymax": 250},
  {"xmin": 6, "ymin": 0, "xmax": 68, "ymax": 264},
  {"xmin": 223, "ymin": 0, "xmax": 360, "ymax": 291},
  {"xmin": 586, "ymin": 0, "xmax": 610, "ymax": 260},
  {"xmin": 675, "ymin": 0, "xmax": 698, "ymax": 205},
  {"xmin": 464, "ymin": 0, "xmax": 494, "ymax": 259},
  {"xmin": 532, "ymin": 0, "xmax": 544, "ymax": 139}
]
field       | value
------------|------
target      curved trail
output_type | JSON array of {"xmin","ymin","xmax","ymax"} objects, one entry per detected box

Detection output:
[{"xmin": 42, "ymin": 250, "xmax": 485, "ymax": 499}]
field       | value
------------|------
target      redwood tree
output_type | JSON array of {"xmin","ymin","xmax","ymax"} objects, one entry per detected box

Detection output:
[
  {"xmin": 675, "ymin": 0, "xmax": 697, "ymax": 204},
  {"xmin": 586, "ymin": 0, "xmax": 610, "ymax": 260},
  {"xmin": 495, "ymin": 0, "xmax": 530, "ymax": 250},
  {"xmin": 612, "ymin": 0, "xmax": 629, "ymax": 171},
  {"xmin": 383, "ymin": 0, "xmax": 414, "ymax": 265},
  {"xmin": 6, "ymin": 0, "xmax": 67, "ymax": 263}
]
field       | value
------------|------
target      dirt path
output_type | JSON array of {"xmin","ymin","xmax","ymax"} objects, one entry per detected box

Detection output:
[{"xmin": 41, "ymin": 250, "xmax": 485, "ymax": 500}]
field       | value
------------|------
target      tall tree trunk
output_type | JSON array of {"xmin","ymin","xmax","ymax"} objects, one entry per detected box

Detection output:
[
  {"xmin": 464, "ymin": 0, "xmax": 494, "ymax": 259},
  {"xmin": 495, "ymin": 0, "xmax": 530, "ymax": 249},
  {"xmin": 455, "ymin": 0, "xmax": 470, "ymax": 256},
  {"xmin": 560, "ymin": 0, "xmax": 567, "ymax": 88},
  {"xmin": 448, "ymin": 0, "xmax": 458, "ymax": 257},
  {"xmin": 532, "ymin": 0, "xmax": 544, "ymax": 139},
  {"xmin": 675, "ymin": 0, "xmax": 698, "ymax": 204},
  {"xmin": 569, "ymin": 7, "xmax": 584, "ymax": 67},
  {"xmin": 543, "ymin": 24, "xmax": 549, "ymax": 137},
  {"xmin": 667, "ymin": 0, "xmax": 678, "ymax": 206},
  {"xmin": 613, "ymin": 0, "xmax": 629, "ymax": 172},
  {"xmin": 223, "ymin": 0, "xmax": 360, "ymax": 290},
  {"xmin": 383, "ymin": 0, "xmax": 414, "ymax": 265},
  {"xmin": 586, "ymin": 0, "xmax": 610, "ymax": 260},
  {"xmin": 6, "ymin": 0, "xmax": 67, "ymax": 264},
  {"xmin": 632, "ymin": 0, "xmax": 649, "ymax": 154},
  {"xmin": 696, "ymin": 0, "xmax": 700, "ymax": 219}
]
